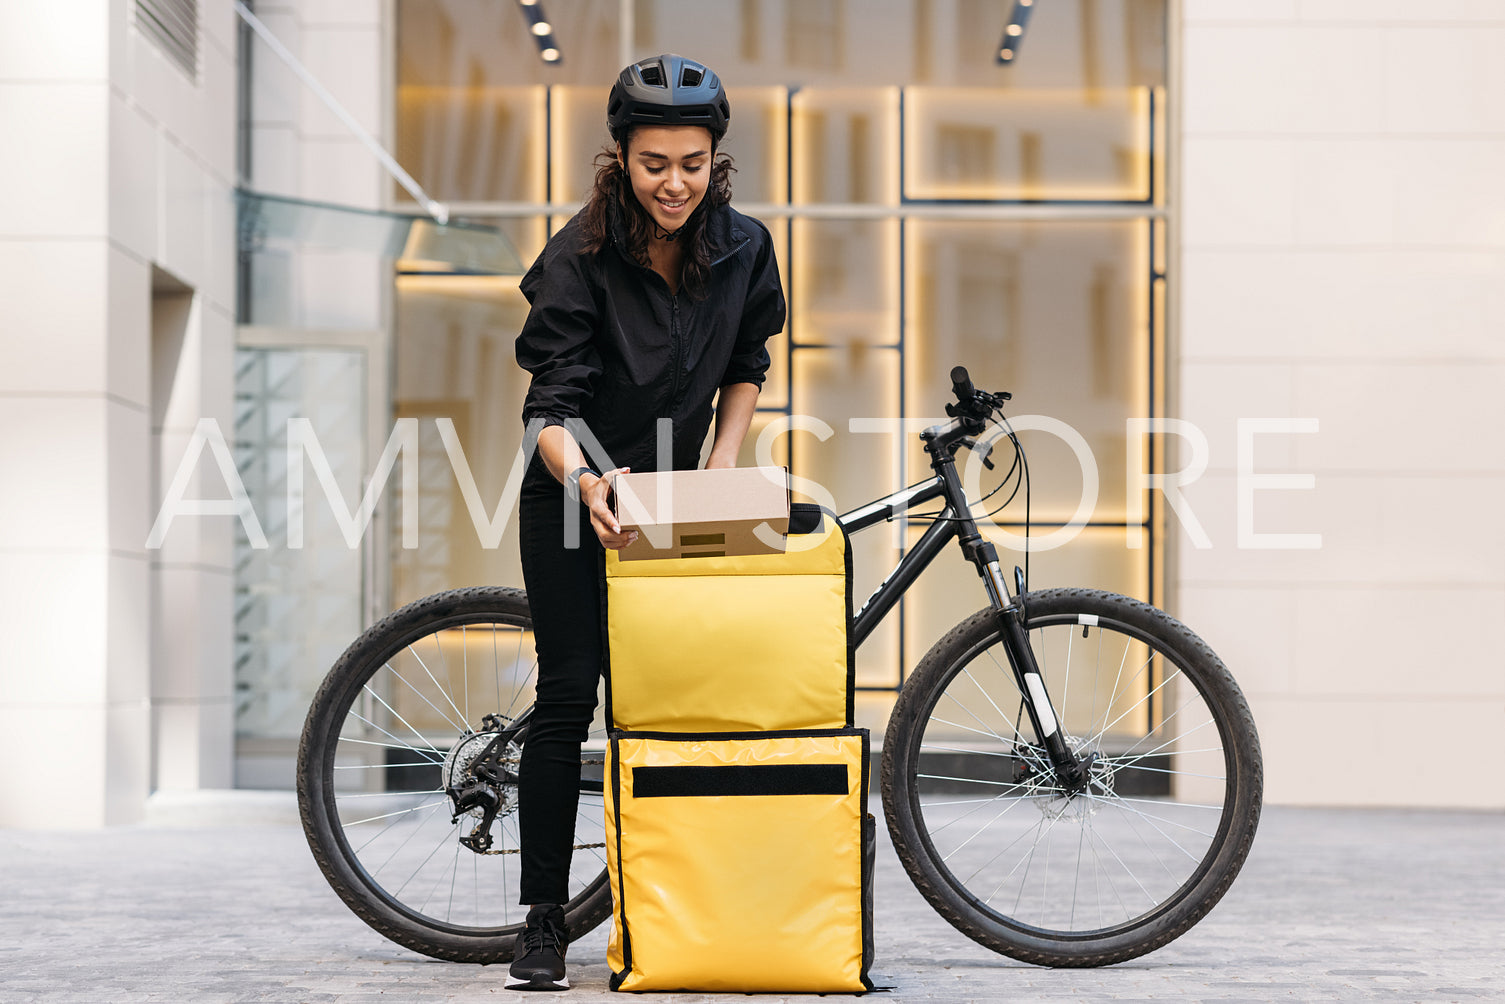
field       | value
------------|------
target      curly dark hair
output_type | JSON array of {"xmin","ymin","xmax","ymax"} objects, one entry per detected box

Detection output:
[{"xmin": 578, "ymin": 135, "xmax": 735, "ymax": 301}]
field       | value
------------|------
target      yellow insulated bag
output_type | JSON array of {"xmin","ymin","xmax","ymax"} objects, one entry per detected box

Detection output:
[
  {"xmin": 604, "ymin": 729, "xmax": 875, "ymax": 993},
  {"xmin": 603, "ymin": 506, "xmax": 853, "ymax": 733}
]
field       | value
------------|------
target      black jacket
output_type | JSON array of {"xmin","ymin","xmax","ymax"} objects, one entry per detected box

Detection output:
[{"xmin": 516, "ymin": 201, "xmax": 786, "ymax": 476}]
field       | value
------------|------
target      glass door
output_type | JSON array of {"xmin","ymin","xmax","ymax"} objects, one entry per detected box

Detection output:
[{"xmin": 232, "ymin": 326, "xmax": 390, "ymax": 788}]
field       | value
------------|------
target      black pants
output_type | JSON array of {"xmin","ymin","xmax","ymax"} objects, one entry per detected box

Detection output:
[{"xmin": 516, "ymin": 469, "xmax": 604, "ymax": 905}]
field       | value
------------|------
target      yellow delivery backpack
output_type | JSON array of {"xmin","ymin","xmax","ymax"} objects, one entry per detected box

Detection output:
[
  {"xmin": 603, "ymin": 505, "xmax": 854, "ymax": 733},
  {"xmin": 604, "ymin": 729, "xmax": 875, "ymax": 993}
]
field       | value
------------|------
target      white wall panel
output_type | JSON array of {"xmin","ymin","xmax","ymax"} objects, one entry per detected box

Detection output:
[
  {"xmin": 1179, "ymin": 361, "xmax": 1298, "ymax": 473},
  {"xmin": 0, "ymin": 397, "xmax": 111, "ymax": 552},
  {"xmin": 1181, "ymin": 250, "xmax": 1505, "ymax": 361},
  {"xmin": 1254, "ymin": 697, "xmax": 1505, "ymax": 807},
  {"xmin": 0, "ymin": 241, "xmax": 109, "ymax": 393},
  {"xmin": 1184, "ymin": 26, "xmax": 1386, "ymax": 135},
  {"xmin": 1297, "ymin": 0, "xmax": 1505, "ymax": 23},
  {"xmin": 158, "ymin": 135, "xmax": 207, "ymax": 290},
  {"xmin": 108, "ymin": 246, "xmax": 153, "ymax": 410},
  {"xmin": 298, "ymin": 25, "xmax": 383, "ymax": 140},
  {"xmin": 0, "ymin": 550, "xmax": 109, "ymax": 704},
  {"xmin": 0, "ymin": 705, "xmax": 109, "ymax": 828},
  {"xmin": 0, "ymin": 83, "xmax": 108, "ymax": 237},
  {"xmin": 1291, "ymin": 362, "xmax": 1505, "ymax": 473},
  {"xmin": 1176, "ymin": 473, "xmax": 1505, "ymax": 588},
  {"xmin": 1181, "ymin": 137, "xmax": 1296, "ymax": 247},
  {"xmin": 110, "ymin": 94, "xmax": 160, "ymax": 261},
  {"xmin": 0, "ymin": 1, "xmax": 108, "ymax": 81}
]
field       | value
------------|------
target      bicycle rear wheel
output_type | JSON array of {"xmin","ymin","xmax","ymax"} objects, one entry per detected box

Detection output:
[
  {"xmin": 296, "ymin": 586, "xmax": 612, "ymax": 963},
  {"xmin": 882, "ymin": 588, "xmax": 1262, "ymax": 967}
]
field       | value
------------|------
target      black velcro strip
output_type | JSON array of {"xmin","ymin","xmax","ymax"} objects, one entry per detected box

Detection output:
[{"xmin": 633, "ymin": 764, "xmax": 848, "ymax": 798}]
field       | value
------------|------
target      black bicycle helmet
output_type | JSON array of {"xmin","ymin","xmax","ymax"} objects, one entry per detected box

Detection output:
[{"xmin": 607, "ymin": 54, "xmax": 730, "ymax": 144}]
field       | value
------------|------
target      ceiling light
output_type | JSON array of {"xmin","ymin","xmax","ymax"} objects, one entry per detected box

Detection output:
[
  {"xmin": 997, "ymin": 0, "xmax": 1033, "ymax": 64},
  {"xmin": 532, "ymin": 21, "xmax": 551, "ymax": 35},
  {"xmin": 542, "ymin": 47, "xmax": 560, "ymax": 61}
]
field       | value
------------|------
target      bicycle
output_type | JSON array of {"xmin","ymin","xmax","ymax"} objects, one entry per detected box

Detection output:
[{"xmin": 296, "ymin": 366, "xmax": 1263, "ymax": 969}]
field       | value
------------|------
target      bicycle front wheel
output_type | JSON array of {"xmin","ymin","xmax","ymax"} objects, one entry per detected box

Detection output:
[
  {"xmin": 882, "ymin": 588, "xmax": 1262, "ymax": 967},
  {"xmin": 296, "ymin": 586, "xmax": 612, "ymax": 963}
]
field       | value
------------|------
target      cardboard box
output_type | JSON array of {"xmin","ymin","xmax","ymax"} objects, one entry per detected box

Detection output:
[{"xmin": 610, "ymin": 466, "xmax": 791, "ymax": 560}]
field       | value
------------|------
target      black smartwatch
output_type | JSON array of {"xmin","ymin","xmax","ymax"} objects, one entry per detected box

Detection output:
[{"xmin": 564, "ymin": 466, "xmax": 595, "ymax": 504}]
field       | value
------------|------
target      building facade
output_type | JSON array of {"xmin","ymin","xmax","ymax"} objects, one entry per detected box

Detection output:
[{"xmin": 1, "ymin": 0, "xmax": 1501, "ymax": 827}]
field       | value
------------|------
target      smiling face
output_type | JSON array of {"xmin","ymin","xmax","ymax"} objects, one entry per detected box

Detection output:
[{"xmin": 619, "ymin": 124, "xmax": 714, "ymax": 235}]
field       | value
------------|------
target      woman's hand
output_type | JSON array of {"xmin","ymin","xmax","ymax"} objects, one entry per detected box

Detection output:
[{"xmin": 582, "ymin": 467, "xmax": 638, "ymax": 550}]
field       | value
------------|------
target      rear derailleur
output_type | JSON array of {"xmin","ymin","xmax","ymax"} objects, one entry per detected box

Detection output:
[{"xmin": 444, "ymin": 713, "xmax": 522, "ymax": 855}]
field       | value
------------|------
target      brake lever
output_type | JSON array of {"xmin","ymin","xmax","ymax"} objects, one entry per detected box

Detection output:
[{"xmin": 958, "ymin": 437, "xmax": 997, "ymax": 470}]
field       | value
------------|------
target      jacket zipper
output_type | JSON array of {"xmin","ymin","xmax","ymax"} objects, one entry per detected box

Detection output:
[
  {"xmin": 668, "ymin": 292, "xmax": 682, "ymax": 405},
  {"xmin": 667, "ymin": 236, "xmax": 748, "ymax": 411},
  {"xmin": 613, "ymin": 230, "xmax": 753, "ymax": 418}
]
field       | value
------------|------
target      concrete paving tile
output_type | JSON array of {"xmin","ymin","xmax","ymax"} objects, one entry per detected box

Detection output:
[{"xmin": 2, "ymin": 804, "xmax": 1505, "ymax": 1001}]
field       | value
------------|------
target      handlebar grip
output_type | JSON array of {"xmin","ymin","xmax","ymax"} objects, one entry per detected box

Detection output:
[{"xmin": 950, "ymin": 365, "xmax": 975, "ymax": 401}]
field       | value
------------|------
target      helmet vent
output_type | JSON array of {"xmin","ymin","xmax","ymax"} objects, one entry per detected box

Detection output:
[
  {"xmin": 639, "ymin": 63, "xmax": 665, "ymax": 87},
  {"xmin": 680, "ymin": 66, "xmax": 704, "ymax": 88}
]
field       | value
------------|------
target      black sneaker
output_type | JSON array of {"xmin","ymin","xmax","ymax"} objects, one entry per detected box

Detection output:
[{"xmin": 505, "ymin": 904, "xmax": 569, "ymax": 991}]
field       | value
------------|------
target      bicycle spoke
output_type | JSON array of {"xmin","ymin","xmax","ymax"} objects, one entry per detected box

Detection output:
[
  {"xmin": 335, "ymin": 761, "xmax": 436, "ymax": 770},
  {"xmin": 373, "ymin": 662, "xmax": 460, "ymax": 734},
  {"xmin": 919, "ymin": 742, "xmax": 1021, "ymax": 759},
  {"xmin": 348, "ymin": 710, "xmax": 446, "ymax": 766},
  {"xmin": 446, "ymin": 843, "xmax": 460, "ymax": 922},
  {"xmin": 338, "ymin": 788, "xmax": 444, "ymax": 799},
  {"xmin": 1087, "ymin": 795, "xmax": 1218, "ymax": 839},
  {"xmin": 336, "ymin": 735, "xmax": 443, "ymax": 762},
  {"xmin": 407, "ymin": 643, "xmax": 469, "ymax": 730},
  {"xmin": 492, "ymin": 626, "xmax": 502, "ymax": 722},
  {"xmin": 396, "ymin": 815, "xmax": 465, "ymax": 898},
  {"xmin": 926, "ymin": 711, "xmax": 1018, "ymax": 746},
  {"xmin": 345, "ymin": 797, "xmax": 446, "ymax": 833},
  {"xmin": 957, "ymin": 664, "xmax": 1026, "ymax": 742},
  {"xmin": 353, "ymin": 798, "xmax": 445, "ymax": 857},
  {"xmin": 890, "ymin": 595, "xmax": 1259, "ymax": 956},
  {"xmin": 1093, "ymin": 633, "xmax": 1137, "ymax": 743},
  {"xmin": 360, "ymin": 683, "xmax": 450, "ymax": 759},
  {"xmin": 502, "ymin": 627, "xmax": 530, "ymax": 720},
  {"xmin": 1095, "ymin": 793, "xmax": 1200, "ymax": 869}
]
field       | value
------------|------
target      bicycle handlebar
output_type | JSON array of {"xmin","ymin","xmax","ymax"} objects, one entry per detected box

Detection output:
[
  {"xmin": 950, "ymin": 366, "xmax": 976, "ymax": 402},
  {"xmin": 943, "ymin": 364, "xmax": 1011, "ymax": 435}
]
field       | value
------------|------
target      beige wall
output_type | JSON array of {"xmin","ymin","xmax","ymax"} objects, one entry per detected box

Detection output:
[
  {"xmin": 1175, "ymin": 1, "xmax": 1505, "ymax": 808},
  {"xmin": 0, "ymin": 0, "xmax": 238, "ymax": 826}
]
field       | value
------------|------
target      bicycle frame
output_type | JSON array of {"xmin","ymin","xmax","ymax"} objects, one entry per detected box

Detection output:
[{"xmin": 837, "ymin": 416, "xmax": 1089, "ymax": 789}]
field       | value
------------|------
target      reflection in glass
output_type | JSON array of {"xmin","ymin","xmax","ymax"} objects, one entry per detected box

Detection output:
[
  {"xmin": 904, "ymin": 88, "xmax": 1151, "ymax": 202},
  {"xmin": 234, "ymin": 348, "xmax": 367, "ymax": 742},
  {"xmin": 793, "ymin": 346, "xmax": 904, "ymax": 685},
  {"xmin": 792, "ymin": 88, "xmax": 899, "ymax": 205},
  {"xmin": 904, "ymin": 526, "xmax": 1150, "ymax": 673},
  {"xmin": 907, "ymin": 219, "xmax": 1149, "ymax": 521},
  {"xmin": 792, "ymin": 219, "xmax": 899, "ymax": 347},
  {"xmin": 392, "ymin": 277, "xmax": 534, "ymax": 604}
]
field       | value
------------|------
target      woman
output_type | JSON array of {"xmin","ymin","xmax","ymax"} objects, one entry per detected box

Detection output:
[{"xmin": 508, "ymin": 54, "xmax": 786, "ymax": 991}]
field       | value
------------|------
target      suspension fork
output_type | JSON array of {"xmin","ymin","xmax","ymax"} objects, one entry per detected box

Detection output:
[{"xmin": 931, "ymin": 445, "xmax": 1087, "ymax": 791}]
